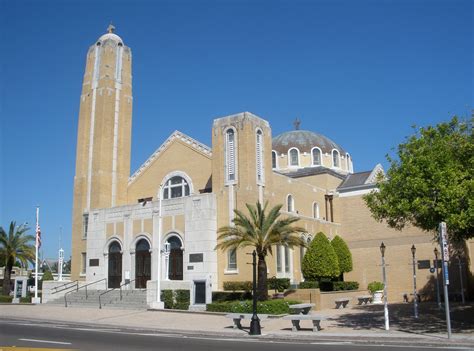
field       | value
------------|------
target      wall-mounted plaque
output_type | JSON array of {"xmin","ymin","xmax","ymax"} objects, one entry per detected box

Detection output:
[{"xmin": 189, "ymin": 253, "xmax": 203, "ymax": 263}]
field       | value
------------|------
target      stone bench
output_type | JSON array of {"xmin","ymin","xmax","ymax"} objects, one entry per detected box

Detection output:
[
  {"xmin": 288, "ymin": 303, "xmax": 315, "ymax": 315},
  {"xmin": 283, "ymin": 314, "xmax": 327, "ymax": 332},
  {"xmin": 334, "ymin": 297, "xmax": 350, "ymax": 309},
  {"xmin": 357, "ymin": 295, "xmax": 372, "ymax": 305},
  {"xmin": 225, "ymin": 313, "xmax": 269, "ymax": 329}
]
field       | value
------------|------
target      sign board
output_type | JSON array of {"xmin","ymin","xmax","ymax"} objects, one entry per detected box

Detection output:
[
  {"xmin": 439, "ymin": 222, "xmax": 449, "ymax": 262},
  {"xmin": 443, "ymin": 262, "xmax": 449, "ymax": 285}
]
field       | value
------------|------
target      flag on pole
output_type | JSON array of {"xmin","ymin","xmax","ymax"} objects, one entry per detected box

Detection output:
[{"xmin": 36, "ymin": 217, "xmax": 41, "ymax": 248}]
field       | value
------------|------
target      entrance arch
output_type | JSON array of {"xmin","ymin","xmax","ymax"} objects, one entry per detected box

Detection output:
[
  {"xmin": 108, "ymin": 241, "xmax": 122, "ymax": 288},
  {"xmin": 135, "ymin": 238, "xmax": 151, "ymax": 288},
  {"xmin": 167, "ymin": 236, "xmax": 183, "ymax": 280}
]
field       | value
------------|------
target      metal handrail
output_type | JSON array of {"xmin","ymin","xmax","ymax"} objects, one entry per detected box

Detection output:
[
  {"xmin": 99, "ymin": 279, "xmax": 136, "ymax": 309},
  {"xmin": 51, "ymin": 280, "xmax": 78, "ymax": 294},
  {"xmin": 64, "ymin": 278, "xmax": 107, "ymax": 307}
]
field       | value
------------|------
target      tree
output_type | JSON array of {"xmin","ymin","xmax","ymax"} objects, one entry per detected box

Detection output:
[
  {"xmin": 216, "ymin": 202, "xmax": 306, "ymax": 301},
  {"xmin": 0, "ymin": 222, "xmax": 35, "ymax": 295},
  {"xmin": 42, "ymin": 270, "xmax": 54, "ymax": 281},
  {"xmin": 331, "ymin": 235, "xmax": 353, "ymax": 277},
  {"xmin": 364, "ymin": 117, "xmax": 473, "ymax": 242},
  {"xmin": 302, "ymin": 232, "xmax": 339, "ymax": 281}
]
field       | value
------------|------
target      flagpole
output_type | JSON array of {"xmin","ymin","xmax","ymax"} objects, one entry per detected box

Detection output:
[{"xmin": 32, "ymin": 206, "xmax": 41, "ymax": 304}]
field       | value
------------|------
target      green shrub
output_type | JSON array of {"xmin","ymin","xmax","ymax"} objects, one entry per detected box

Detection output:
[
  {"xmin": 175, "ymin": 289, "xmax": 190, "ymax": 310},
  {"xmin": 223, "ymin": 281, "xmax": 252, "ymax": 291},
  {"xmin": 42, "ymin": 270, "xmax": 54, "ymax": 281},
  {"xmin": 298, "ymin": 281, "xmax": 319, "ymax": 289},
  {"xmin": 206, "ymin": 299, "xmax": 302, "ymax": 314},
  {"xmin": 161, "ymin": 290, "xmax": 174, "ymax": 309},
  {"xmin": 331, "ymin": 235, "xmax": 353, "ymax": 274},
  {"xmin": 20, "ymin": 296, "xmax": 31, "ymax": 303},
  {"xmin": 319, "ymin": 279, "xmax": 334, "ymax": 291},
  {"xmin": 367, "ymin": 281, "xmax": 384, "ymax": 294},
  {"xmin": 333, "ymin": 281, "xmax": 359, "ymax": 291},
  {"xmin": 212, "ymin": 291, "xmax": 252, "ymax": 302},
  {"xmin": 268, "ymin": 277, "xmax": 290, "ymax": 292},
  {"xmin": 0, "ymin": 295, "xmax": 13, "ymax": 303},
  {"xmin": 302, "ymin": 232, "xmax": 339, "ymax": 281}
]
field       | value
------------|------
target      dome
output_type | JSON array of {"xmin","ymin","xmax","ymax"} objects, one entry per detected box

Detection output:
[
  {"xmin": 97, "ymin": 24, "xmax": 123, "ymax": 45},
  {"xmin": 272, "ymin": 130, "xmax": 346, "ymax": 155}
]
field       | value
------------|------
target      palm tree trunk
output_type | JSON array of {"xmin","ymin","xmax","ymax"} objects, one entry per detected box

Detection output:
[
  {"xmin": 2, "ymin": 263, "xmax": 13, "ymax": 296},
  {"xmin": 257, "ymin": 255, "xmax": 268, "ymax": 301}
]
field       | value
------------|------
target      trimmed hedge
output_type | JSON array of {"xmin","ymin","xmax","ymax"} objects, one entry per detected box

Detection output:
[
  {"xmin": 212, "ymin": 291, "xmax": 252, "ymax": 302},
  {"xmin": 302, "ymin": 232, "xmax": 339, "ymax": 280},
  {"xmin": 0, "ymin": 295, "xmax": 13, "ymax": 303},
  {"xmin": 298, "ymin": 281, "xmax": 319, "ymax": 289},
  {"xmin": 161, "ymin": 289, "xmax": 190, "ymax": 310},
  {"xmin": 206, "ymin": 299, "xmax": 302, "ymax": 315},
  {"xmin": 333, "ymin": 281, "xmax": 359, "ymax": 291},
  {"xmin": 331, "ymin": 235, "xmax": 353, "ymax": 274},
  {"xmin": 223, "ymin": 281, "xmax": 252, "ymax": 292}
]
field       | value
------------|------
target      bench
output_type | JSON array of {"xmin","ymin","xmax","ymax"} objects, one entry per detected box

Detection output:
[
  {"xmin": 357, "ymin": 295, "xmax": 372, "ymax": 305},
  {"xmin": 225, "ymin": 313, "xmax": 269, "ymax": 329},
  {"xmin": 288, "ymin": 303, "xmax": 315, "ymax": 315},
  {"xmin": 283, "ymin": 314, "xmax": 327, "ymax": 332},
  {"xmin": 334, "ymin": 297, "xmax": 350, "ymax": 309}
]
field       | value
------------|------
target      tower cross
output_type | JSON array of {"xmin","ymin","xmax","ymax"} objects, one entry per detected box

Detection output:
[
  {"xmin": 107, "ymin": 23, "xmax": 115, "ymax": 33},
  {"xmin": 293, "ymin": 118, "xmax": 301, "ymax": 130}
]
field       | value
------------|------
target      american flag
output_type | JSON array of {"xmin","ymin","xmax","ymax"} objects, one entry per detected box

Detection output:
[{"xmin": 36, "ymin": 222, "xmax": 41, "ymax": 248}]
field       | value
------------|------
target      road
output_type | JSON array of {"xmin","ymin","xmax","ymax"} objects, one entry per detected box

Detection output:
[{"xmin": 0, "ymin": 318, "xmax": 471, "ymax": 351}]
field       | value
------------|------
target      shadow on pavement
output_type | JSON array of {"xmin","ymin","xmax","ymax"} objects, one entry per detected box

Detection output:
[{"xmin": 330, "ymin": 302, "xmax": 474, "ymax": 335}]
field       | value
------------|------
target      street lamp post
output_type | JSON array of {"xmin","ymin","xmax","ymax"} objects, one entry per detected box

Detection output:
[
  {"xmin": 411, "ymin": 244, "xmax": 419, "ymax": 318},
  {"xmin": 380, "ymin": 242, "xmax": 389, "ymax": 331},
  {"xmin": 434, "ymin": 248, "xmax": 441, "ymax": 309},
  {"xmin": 249, "ymin": 250, "xmax": 261, "ymax": 335}
]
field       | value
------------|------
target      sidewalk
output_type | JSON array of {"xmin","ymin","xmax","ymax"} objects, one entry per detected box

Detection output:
[{"xmin": 1, "ymin": 302, "xmax": 473, "ymax": 347}]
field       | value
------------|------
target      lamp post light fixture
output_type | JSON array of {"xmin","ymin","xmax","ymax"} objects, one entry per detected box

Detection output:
[
  {"xmin": 434, "ymin": 248, "xmax": 441, "ymax": 309},
  {"xmin": 411, "ymin": 244, "xmax": 419, "ymax": 318},
  {"xmin": 380, "ymin": 242, "xmax": 389, "ymax": 331}
]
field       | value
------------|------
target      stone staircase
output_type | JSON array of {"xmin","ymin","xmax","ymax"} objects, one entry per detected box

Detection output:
[{"xmin": 46, "ymin": 288, "xmax": 148, "ymax": 310}]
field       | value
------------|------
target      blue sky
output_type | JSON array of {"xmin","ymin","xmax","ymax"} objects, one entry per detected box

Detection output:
[{"xmin": 1, "ymin": 0, "xmax": 472, "ymax": 262}]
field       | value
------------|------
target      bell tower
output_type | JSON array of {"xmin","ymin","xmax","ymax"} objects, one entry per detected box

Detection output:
[{"xmin": 71, "ymin": 26, "xmax": 133, "ymax": 280}]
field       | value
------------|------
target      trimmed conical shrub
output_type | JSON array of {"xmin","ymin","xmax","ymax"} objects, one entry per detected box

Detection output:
[
  {"xmin": 331, "ymin": 235, "xmax": 353, "ymax": 274},
  {"xmin": 302, "ymin": 232, "xmax": 339, "ymax": 280}
]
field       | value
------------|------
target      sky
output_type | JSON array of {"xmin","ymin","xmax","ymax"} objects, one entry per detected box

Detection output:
[{"xmin": 1, "ymin": 0, "xmax": 472, "ymax": 262}]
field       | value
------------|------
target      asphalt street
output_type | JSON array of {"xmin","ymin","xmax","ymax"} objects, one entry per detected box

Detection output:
[{"xmin": 1, "ymin": 318, "xmax": 472, "ymax": 351}]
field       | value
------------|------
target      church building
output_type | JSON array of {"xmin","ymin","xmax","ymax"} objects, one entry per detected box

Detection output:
[{"xmin": 70, "ymin": 27, "xmax": 468, "ymax": 308}]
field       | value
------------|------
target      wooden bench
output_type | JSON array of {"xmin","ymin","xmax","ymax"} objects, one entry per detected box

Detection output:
[
  {"xmin": 225, "ymin": 313, "xmax": 269, "ymax": 329},
  {"xmin": 334, "ymin": 297, "xmax": 350, "ymax": 309},
  {"xmin": 288, "ymin": 303, "xmax": 315, "ymax": 315},
  {"xmin": 357, "ymin": 295, "xmax": 372, "ymax": 305},
  {"xmin": 283, "ymin": 314, "xmax": 327, "ymax": 332}
]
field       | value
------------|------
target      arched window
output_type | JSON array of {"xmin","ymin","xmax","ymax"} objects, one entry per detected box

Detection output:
[
  {"xmin": 272, "ymin": 151, "xmax": 277, "ymax": 169},
  {"xmin": 227, "ymin": 248, "xmax": 237, "ymax": 270},
  {"xmin": 312, "ymin": 147, "xmax": 322, "ymax": 166},
  {"xmin": 284, "ymin": 246, "xmax": 290, "ymax": 273},
  {"xmin": 276, "ymin": 245, "xmax": 282, "ymax": 273},
  {"xmin": 332, "ymin": 149, "xmax": 340, "ymax": 168},
  {"xmin": 287, "ymin": 194, "xmax": 294, "ymax": 212},
  {"xmin": 225, "ymin": 129, "xmax": 236, "ymax": 182},
  {"xmin": 313, "ymin": 202, "xmax": 320, "ymax": 219},
  {"xmin": 256, "ymin": 129, "xmax": 264, "ymax": 183},
  {"xmin": 166, "ymin": 236, "xmax": 183, "ymax": 281},
  {"xmin": 289, "ymin": 148, "xmax": 299, "ymax": 167},
  {"xmin": 163, "ymin": 176, "xmax": 190, "ymax": 199}
]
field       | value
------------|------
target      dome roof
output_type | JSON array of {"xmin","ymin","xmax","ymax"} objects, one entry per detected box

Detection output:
[
  {"xmin": 272, "ymin": 130, "xmax": 346, "ymax": 155},
  {"xmin": 97, "ymin": 24, "xmax": 123, "ymax": 45}
]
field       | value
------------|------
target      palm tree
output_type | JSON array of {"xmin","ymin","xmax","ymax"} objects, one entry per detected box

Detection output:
[
  {"xmin": 0, "ymin": 222, "xmax": 35, "ymax": 295},
  {"xmin": 216, "ymin": 202, "xmax": 306, "ymax": 301}
]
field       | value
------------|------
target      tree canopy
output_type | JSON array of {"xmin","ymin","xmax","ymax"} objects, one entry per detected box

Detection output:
[
  {"xmin": 302, "ymin": 232, "xmax": 339, "ymax": 280},
  {"xmin": 364, "ymin": 116, "xmax": 473, "ymax": 242},
  {"xmin": 0, "ymin": 222, "xmax": 35, "ymax": 295},
  {"xmin": 215, "ymin": 201, "xmax": 306, "ymax": 300},
  {"xmin": 331, "ymin": 235, "xmax": 353, "ymax": 274}
]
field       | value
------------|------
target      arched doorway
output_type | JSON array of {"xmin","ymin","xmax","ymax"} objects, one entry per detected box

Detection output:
[
  {"xmin": 135, "ymin": 239, "xmax": 151, "ymax": 288},
  {"xmin": 167, "ymin": 236, "xmax": 183, "ymax": 280},
  {"xmin": 108, "ymin": 241, "xmax": 122, "ymax": 288}
]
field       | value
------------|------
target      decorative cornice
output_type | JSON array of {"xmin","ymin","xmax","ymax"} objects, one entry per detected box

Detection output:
[{"xmin": 128, "ymin": 130, "xmax": 212, "ymax": 185}]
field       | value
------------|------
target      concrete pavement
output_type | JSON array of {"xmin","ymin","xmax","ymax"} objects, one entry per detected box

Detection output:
[{"xmin": 1, "ymin": 302, "xmax": 473, "ymax": 347}]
